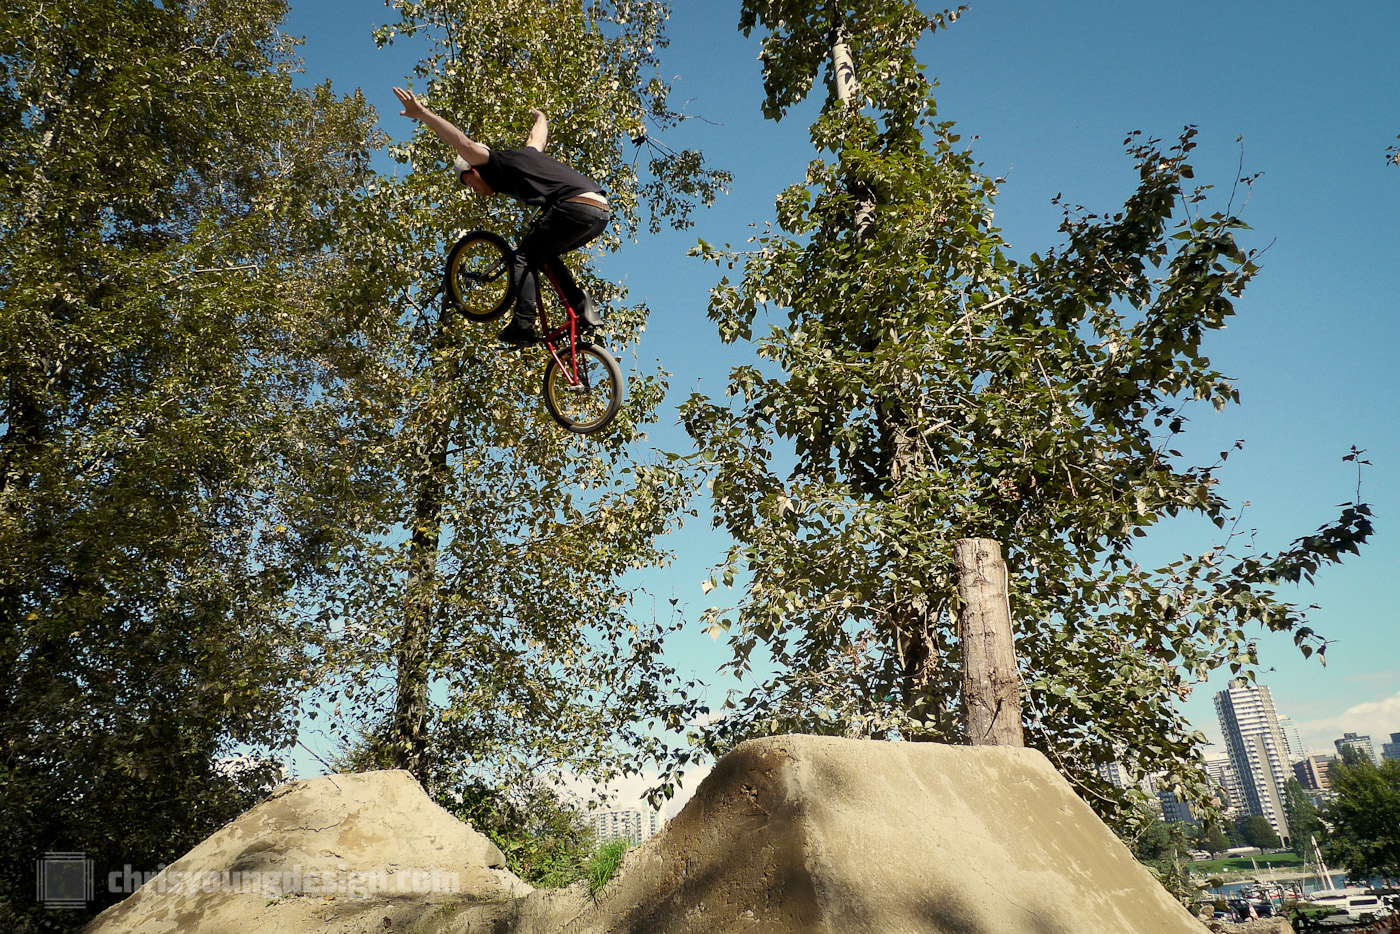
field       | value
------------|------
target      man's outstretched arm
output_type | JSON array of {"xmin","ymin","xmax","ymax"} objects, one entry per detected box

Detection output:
[
  {"xmin": 524, "ymin": 108, "xmax": 548, "ymax": 151},
  {"xmin": 393, "ymin": 87, "xmax": 490, "ymax": 165}
]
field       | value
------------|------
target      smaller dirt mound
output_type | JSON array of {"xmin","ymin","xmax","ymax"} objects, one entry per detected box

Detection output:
[{"xmin": 83, "ymin": 769, "xmax": 528, "ymax": 934}]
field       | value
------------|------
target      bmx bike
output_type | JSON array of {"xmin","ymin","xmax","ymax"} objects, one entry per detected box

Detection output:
[{"xmin": 442, "ymin": 228, "xmax": 622, "ymax": 435}]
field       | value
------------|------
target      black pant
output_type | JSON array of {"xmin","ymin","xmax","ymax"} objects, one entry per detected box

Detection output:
[{"xmin": 511, "ymin": 200, "xmax": 610, "ymax": 325}]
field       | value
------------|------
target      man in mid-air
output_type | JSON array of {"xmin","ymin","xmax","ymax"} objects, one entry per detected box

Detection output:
[{"xmin": 393, "ymin": 87, "xmax": 609, "ymax": 344}]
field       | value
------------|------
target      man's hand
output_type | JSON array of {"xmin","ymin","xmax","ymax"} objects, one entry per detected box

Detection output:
[
  {"xmin": 393, "ymin": 87, "xmax": 428, "ymax": 121},
  {"xmin": 390, "ymin": 86, "xmax": 490, "ymax": 166}
]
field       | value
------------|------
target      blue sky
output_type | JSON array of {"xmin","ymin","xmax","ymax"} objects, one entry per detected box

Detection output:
[{"xmin": 281, "ymin": 0, "xmax": 1399, "ymax": 780}]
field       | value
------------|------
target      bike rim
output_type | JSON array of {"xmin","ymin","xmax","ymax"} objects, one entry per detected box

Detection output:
[
  {"xmin": 547, "ymin": 348, "xmax": 616, "ymax": 431},
  {"xmin": 451, "ymin": 239, "xmax": 511, "ymax": 315}
]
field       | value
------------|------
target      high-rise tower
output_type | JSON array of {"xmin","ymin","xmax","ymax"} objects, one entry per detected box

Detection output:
[{"xmin": 1214, "ymin": 678, "xmax": 1292, "ymax": 841}]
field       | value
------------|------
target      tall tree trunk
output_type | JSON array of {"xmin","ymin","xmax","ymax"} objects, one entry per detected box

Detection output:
[
  {"xmin": 830, "ymin": 33, "xmax": 858, "ymax": 104},
  {"xmin": 834, "ymin": 13, "xmax": 933, "ymax": 723},
  {"xmin": 390, "ymin": 426, "xmax": 447, "ymax": 782},
  {"xmin": 955, "ymin": 537, "xmax": 1023, "ymax": 746},
  {"xmin": 0, "ymin": 365, "xmax": 50, "ymax": 755},
  {"xmin": 893, "ymin": 591, "xmax": 940, "ymax": 720},
  {"xmin": 390, "ymin": 324, "xmax": 454, "ymax": 783},
  {"xmin": 883, "ymin": 402, "xmax": 941, "ymax": 722}
]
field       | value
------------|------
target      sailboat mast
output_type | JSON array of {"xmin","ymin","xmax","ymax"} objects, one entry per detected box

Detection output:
[{"xmin": 1311, "ymin": 834, "xmax": 1332, "ymax": 887}]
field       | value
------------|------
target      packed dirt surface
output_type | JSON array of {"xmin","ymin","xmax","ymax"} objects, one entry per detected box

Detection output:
[{"xmin": 86, "ymin": 736, "xmax": 1210, "ymax": 934}]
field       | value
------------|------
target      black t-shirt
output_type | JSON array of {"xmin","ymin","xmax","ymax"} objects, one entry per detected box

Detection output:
[{"xmin": 476, "ymin": 147, "xmax": 605, "ymax": 207}]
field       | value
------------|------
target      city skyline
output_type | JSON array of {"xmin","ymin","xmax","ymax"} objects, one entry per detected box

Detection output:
[
  {"xmin": 1210, "ymin": 677, "xmax": 1400, "ymax": 838},
  {"xmin": 1197, "ymin": 683, "xmax": 1400, "ymax": 761}
]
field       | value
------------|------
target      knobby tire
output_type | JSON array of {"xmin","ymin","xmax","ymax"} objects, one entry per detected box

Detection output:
[{"xmin": 542, "ymin": 342, "xmax": 622, "ymax": 434}]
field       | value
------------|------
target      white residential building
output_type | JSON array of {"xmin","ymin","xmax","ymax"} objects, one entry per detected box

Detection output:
[
  {"xmin": 1203, "ymin": 753, "xmax": 1244, "ymax": 817},
  {"xmin": 1095, "ymin": 760, "xmax": 1130, "ymax": 789},
  {"xmin": 1214, "ymin": 679, "xmax": 1292, "ymax": 842},
  {"xmin": 585, "ymin": 806, "xmax": 663, "ymax": 844}
]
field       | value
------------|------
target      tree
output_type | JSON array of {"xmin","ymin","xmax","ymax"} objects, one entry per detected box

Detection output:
[
  {"xmin": 1284, "ymin": 778, "xmax": 1324, "ymax": 856},
  {"xmin": 1323, "ymin": 755, "xmax": 1400, "ymax": 880},
  {"xmin": 677, "ymin": 0, "xmax": 1371, "ymax": 833},
  {"xmin": 1338, "ymin": 744, "xmax": 1374, "ymax": 768},
  {"xmin": 1192, "ymin": 822, "xmax": 1231, "ymax": 858},
  {"xmin": 1237, "ymin": 815, "xmax": 1282, "ymax": 851},
  {"xmin": 440, "ymin": 778, "xmax": 601, "ymax": 887},
  {"xmin": 1131, "ymin": 817, "xmax": 1193, "ymax": 903},
  {"xmin": 0, "ymin": 0, "xmax": 382, "ymax": 928},
  {"xmin": 313, "ymin": 0, "xmax": 729, "ymax": 797}
]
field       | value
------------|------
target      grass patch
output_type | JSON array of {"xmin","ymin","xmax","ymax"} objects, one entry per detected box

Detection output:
[
  {"xmin": 586, "ymin": 839, "xmax": 630, "ymax": 897},
  {"xmin": 1190, "ymin": 853, "xmax": 1304, "ymax": 873}
]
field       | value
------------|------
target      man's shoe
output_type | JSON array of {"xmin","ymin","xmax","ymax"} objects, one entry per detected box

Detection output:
[
  {"xmin": 579, "ymin": 295, "xmax": 604, "ymax": 329},
  {"xmin": 497, "ymin": 319, "xmax": 539, "ymax": 344}
]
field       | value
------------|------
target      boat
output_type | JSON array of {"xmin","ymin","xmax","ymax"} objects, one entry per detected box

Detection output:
[
  {"xmin": 1300, "ymin": 838, "xmax": 1390, "ymax": 920},
  {"xmin": 1304, "ymin": 888, "xmax": 1387, "ymax": 919}
]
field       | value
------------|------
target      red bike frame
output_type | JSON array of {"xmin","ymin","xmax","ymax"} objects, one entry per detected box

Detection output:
[{"xmin": 534, "ymin": 261, "xmax": 587, "ymax": 389}]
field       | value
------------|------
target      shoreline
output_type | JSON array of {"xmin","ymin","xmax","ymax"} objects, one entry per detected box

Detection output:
[{"xmin": 1195, "ymin": 869, "xmax": 1347, "ymax": 888}]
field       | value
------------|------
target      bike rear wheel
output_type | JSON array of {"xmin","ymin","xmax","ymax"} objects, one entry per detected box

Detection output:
[
  {"xmin": 542, "ymin": 342, "xmax": 623, "ymax": 434},
  {"xmin": 444, "ymin": 231, "xmax": 516, "ymax": 321}
]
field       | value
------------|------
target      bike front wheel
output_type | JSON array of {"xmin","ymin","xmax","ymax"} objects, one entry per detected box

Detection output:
[
  {"xmin": 444, "ymin": 230, "xmax": 516, "ymax": 321},
  {"xmin": 542, "ymin": 342, "xmax": 623, "ymax": 434}
]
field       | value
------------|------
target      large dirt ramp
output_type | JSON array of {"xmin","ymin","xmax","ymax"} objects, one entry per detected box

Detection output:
[{"xmin": 517, "ymin": 735, "xmax": 1208, "ymax": 934}]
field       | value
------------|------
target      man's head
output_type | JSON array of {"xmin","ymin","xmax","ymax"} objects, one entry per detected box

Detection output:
[{"xmin": 453, "ymin": 155, "xmax": 493, "ymax": 194}]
